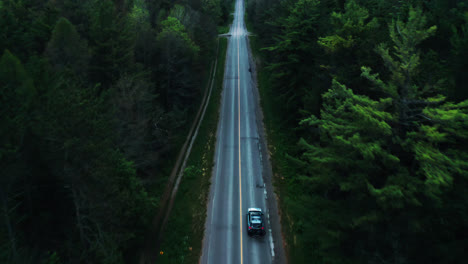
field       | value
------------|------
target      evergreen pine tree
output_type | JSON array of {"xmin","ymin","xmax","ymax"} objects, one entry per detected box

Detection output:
[
  {"xmin": 0, "ymin": 50, "xmax": 35, "ymax": 155},
  {"xmin": 46, "ymin": 17, "xmax": 89, "ymax": 78},
  {"xmin": 298, "ymin": 6, "xmax": 468, "ymax": 263},
  {"xmin": 317, "ymin": 0, "xmax": 379, "ymax": 88},
  {"xmin": 156, "ymin": 16, "xmax": 200, "ymax": 111},
  {"xmin": 88, "ymin": 0, "xmax": 133, "ymax": 87},
  {"xmin": 265, "ymin": 0, "xmax": 322, "ymax": 118}
]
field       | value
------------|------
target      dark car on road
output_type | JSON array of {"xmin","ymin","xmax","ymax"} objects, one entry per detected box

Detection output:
[{"xmin": 246, "ymin": 208, "xmax": 266, "ymax": 236}]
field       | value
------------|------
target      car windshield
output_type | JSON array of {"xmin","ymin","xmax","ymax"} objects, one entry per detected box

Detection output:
[{"xmin": 251, "ymin": 213, "xmax": 262, "ymax": 228}]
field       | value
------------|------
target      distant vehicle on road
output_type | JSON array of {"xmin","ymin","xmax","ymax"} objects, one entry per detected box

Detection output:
[{"xmin": 246, "ymin": 208, "xmax": 266, "ymax": 236}]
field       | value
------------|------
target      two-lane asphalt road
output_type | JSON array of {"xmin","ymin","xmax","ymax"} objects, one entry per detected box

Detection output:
[{"xmin": 201, "ymin": 0, "xmax": 285, "ymax": 263}]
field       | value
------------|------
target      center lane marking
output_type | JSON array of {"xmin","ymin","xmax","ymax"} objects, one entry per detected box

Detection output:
[{"xmin": 237, "ymin": 2, "xmax": 243, "ymax": 263}]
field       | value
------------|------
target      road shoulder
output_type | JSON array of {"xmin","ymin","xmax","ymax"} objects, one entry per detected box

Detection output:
[{"xmin": 246, "ymin": 32, "xmax": 288, "ymax": 264}]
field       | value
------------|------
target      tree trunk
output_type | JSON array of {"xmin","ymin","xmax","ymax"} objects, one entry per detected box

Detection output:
[{"xmin": 71, "ymin": 187, "xmax": 86, "ymax": 247}]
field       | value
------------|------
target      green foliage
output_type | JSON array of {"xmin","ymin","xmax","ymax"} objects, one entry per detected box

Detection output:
[
  {"xmin": 303, "ymin": 6, "xmax": 467, "ymax": 264},
  {"xmin": 159, "ymin": 16, "xmax": 200, "ymax": 55},
  {"xmin": 0, "ymin": 50, "xmax": 35, "ymax": 152},
  {"xmin": 41, "ymin": 252, "xmax": 60, "ymax": 264},
  {"xmin": 35, "ymin": 77, "xmax": 157, "ymax": 263},
  {"xmin": 129, "ymin": 0, "xmax": 155, "ymax": 67},
  {"xmin": 0, "ymin": 50, "xmax": 34, "ymax": 263},
  {"xmin": 318, "ymin": 0, "xmax": 378, "ymax": 53},
  {"xmin": 111, "ymin": 73, "xmax": 168, "ymax": 172},
  {"xmin": 361, "ymin": 7, "xmax": 438, "ymax": 131},
  {"xmin": 156, "ymin": 16, "xmax": 200, "ymax": 112},
  {"xmin": 299, "ymin": 79, "xmax": 397, "ymax": 195},
  {"xmin": 129, "ymin": 0, "xmax": 150, "ymax": 27},
  {"xmin": 358, "ymin": 8, "xmax": 466, "ymax": 206},
  {"xmin": 265, "ymin": 0, "xmax": 323, "ymax": 118},
  {"xmin": 88, "ymin": 0, "xmax": 133, "ymax": 87},
  {"xmin": 316, "ymin": 0, "xmax": 381, "ymax": 94},
  {"xmin": 408, "ymin": 99, "xmax": 468, "ymax": 200},
  {"xmin": 203, "ymin": 0, "xmax": 223, "ymax": 25},
  {"xmin": 371, "ymin": 7, "xmax": 437, "ymax": 96},
  {"xmin": 450, "ymin": 10, "xmax": 468, "ymax": 100},
  {"xmin": 0, "ymin": 0, "xmax": 223, "ymax": 262},
  {"xmin": 46, "ymin": 17, "xmax": 89, "ymax": 78}
]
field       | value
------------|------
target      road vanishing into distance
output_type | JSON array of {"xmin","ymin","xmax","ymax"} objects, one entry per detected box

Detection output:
[{"xmin": 201, "ymin": 0, "xmax": 285, "ymax": 263}]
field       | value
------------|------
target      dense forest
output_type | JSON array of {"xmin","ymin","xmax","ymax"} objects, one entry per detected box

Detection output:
[
  {"xmin": 247, "ymin": 0, "xmax": 468, "ymax": 263},
  {"xmin": 0, "ymin": 0, "xmax": 231, "ymax": 263}
]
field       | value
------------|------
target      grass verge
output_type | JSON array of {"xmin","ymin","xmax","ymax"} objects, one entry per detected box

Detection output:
[{"xmin": 157, "ymin": 37, "xmax": 227, "ymax": 264}]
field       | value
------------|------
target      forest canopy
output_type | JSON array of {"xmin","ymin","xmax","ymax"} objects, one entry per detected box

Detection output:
[{"xmin": 0, "ymin": 0, "xmax": 231, "ymax": 263}]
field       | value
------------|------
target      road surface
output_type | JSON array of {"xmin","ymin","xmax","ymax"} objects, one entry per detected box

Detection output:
[{"xmin": 200, "ymin": 0, "xmax": 285, "ymax": 263}]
